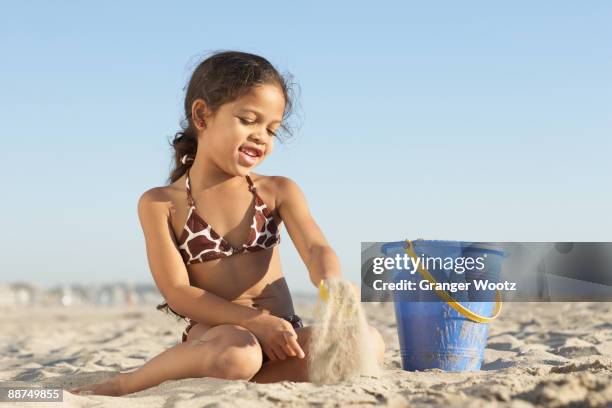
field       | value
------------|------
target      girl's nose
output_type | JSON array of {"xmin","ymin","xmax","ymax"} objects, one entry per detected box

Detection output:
[{"xmin": 249, "ymin": 130, "xmax": 267, "ymax": 144}]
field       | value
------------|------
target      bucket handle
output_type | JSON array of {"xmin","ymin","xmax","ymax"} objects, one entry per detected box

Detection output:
[{"xmin": 405, "ymin": 240, "xmax": 503, "ymax": 323}]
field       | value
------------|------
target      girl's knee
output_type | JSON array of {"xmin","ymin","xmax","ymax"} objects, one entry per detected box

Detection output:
[
  {"xmin": 212, "ymin": 325, "xmax": 263, "ymax": 380},
  {"xmin": 215, "ymin": 344, "xmax": 262, "ymax": 380}
]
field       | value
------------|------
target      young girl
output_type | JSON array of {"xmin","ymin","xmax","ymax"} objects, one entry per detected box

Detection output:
[{"xmin": 71, "ymin": 50, "xmax": 384, "ymax": 396}]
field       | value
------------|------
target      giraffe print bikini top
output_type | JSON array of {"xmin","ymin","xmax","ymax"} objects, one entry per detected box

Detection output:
[{"xmin": 177, "ymin": 168, "xmax": 281, "ymax": 265}]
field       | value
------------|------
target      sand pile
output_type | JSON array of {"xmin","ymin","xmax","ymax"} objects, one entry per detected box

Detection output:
[{"xmin": 307, "ymin": 279, "xmax": 380, "ymax": 384}]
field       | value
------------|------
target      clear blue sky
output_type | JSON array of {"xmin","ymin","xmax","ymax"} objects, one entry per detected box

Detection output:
[{"xmin": 1, "ymin": 1, "xmax": 611, "ymax": 294}]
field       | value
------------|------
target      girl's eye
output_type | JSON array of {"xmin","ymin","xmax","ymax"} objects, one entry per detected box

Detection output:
[{"xmin": 240, "ymin": 117, "xmax": 278, "ymax": 137}]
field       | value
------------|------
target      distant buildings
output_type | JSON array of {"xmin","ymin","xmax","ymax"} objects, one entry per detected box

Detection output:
[
  {"xmin": 0, "ymin": 282, "xmax": 163, "ymax": 307},
  {"xmin": 0, "ymin": 282, "xmax": 40, "ymax": 306}
]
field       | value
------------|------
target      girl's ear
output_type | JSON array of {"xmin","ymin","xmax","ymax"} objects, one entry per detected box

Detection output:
[{"xmin": 191, "ymin": 99, "xmax": 210, "ymax": 130}]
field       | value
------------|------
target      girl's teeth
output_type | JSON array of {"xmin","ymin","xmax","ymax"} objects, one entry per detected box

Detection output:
[{"xmin": 239, "ymin": 149, "xmax": 258, "ymax": 166}]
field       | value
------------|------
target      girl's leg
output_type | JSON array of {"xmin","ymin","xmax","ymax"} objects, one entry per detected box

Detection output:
[
  {"xmin": 71, "ymin": 324, "xmax": 263, "ymax": 396},
  {"xmin": 251, "ymin": 325, "xmax": 385, "ymax": 384}
]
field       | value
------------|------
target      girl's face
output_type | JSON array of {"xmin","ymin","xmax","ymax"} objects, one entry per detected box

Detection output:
[{"xmin": 196, "ymin": 84, "xmax": 285, "ymax": 176}]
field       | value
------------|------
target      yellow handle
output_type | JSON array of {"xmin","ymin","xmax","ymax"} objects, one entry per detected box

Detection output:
[
  {"xmin": 319, "ymin": 280, "xmax": 329, "ymax": 302},
  {"xmin": 405, "ymin": 240, "xmax": 502, "ymax": 323}
]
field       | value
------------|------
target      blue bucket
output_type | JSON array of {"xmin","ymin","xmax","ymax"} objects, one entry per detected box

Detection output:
[{"xmin": 382, "ymin": 240, "xmax": 505, "ymax": 371}]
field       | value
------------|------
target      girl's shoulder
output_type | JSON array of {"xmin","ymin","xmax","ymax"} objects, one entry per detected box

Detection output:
[
  {"xmin": 250, "ymin": 174, "xmax": 304, "ymax": 210},
  {"xmin": 145, "ymin": 180, "xmax": 183, "ymax": 202},
  {"xmin": 249, "ymin": 172, "xmax": 284, "ymax": 207},
  {"xmin": 138, "ymin": 175, "xmax": 188, "ymax": 219}
]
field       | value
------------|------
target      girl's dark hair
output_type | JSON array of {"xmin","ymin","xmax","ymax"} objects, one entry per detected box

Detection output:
[
  {"xmin": 166, "ymin": 50, "xmax": 300, "ymax": 185},
  {"xmin": 158, "ymin": 50, "xmax": 300, "ymax": 321}
]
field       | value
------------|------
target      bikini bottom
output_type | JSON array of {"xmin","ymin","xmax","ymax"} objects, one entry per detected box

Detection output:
[{"xmin": 181, "ymin": 314, "xmax": 304, "ymax": 364}]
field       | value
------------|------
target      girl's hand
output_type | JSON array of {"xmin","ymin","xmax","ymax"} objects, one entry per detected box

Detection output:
[{"xmin": 242, "ymin": 313, "xmax": 305, "ymax": 361}]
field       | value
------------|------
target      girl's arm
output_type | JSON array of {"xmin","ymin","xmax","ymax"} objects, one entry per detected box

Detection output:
[
  {"xmin": 276, "ymin": 177, "xmax": 342, "ymax": 286},
  {"xmin": 137, "ymin": 189, "xmax": 261, "ymax": 326}
]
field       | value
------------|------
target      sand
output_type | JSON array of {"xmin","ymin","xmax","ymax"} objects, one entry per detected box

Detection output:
[
  {"xmin": 1, "ymin": 301, "xmax": 612, "ymax": 407},
  {"xmin": 308, "ymin": 279, "xmax": 380, "ymax": 384}
]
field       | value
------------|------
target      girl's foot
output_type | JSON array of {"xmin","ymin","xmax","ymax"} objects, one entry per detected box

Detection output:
[{"xmin": 70, "ymin": 373, "xmax": 125, "ymax": 396}]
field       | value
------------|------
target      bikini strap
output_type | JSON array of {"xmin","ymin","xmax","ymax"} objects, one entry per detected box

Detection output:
[
  {"xmin": 185, "ymin": 169, "xmax": 195, "ymax": 207},
  {"xmin": 245, "ymin": 174, "xmax": 273, "ymax": 218},
  {"xmin": 246, "ymin": 174, "xmax": 256, "ymax": 193}
]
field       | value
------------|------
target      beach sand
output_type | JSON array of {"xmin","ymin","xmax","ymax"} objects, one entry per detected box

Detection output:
[{"xmin": 1, "ymin": 301, "xmax": 611, "ymax": 407}]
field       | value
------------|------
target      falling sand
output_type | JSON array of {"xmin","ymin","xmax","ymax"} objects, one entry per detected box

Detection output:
[{"xmin": 307, "ymin": 278, "xmax": 381, "ymax": 385}]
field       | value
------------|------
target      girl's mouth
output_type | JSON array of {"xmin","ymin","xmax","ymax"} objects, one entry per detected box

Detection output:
[{"xmin": 238, "ymin": 148, "xmax": 259, "ymax": 166}]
